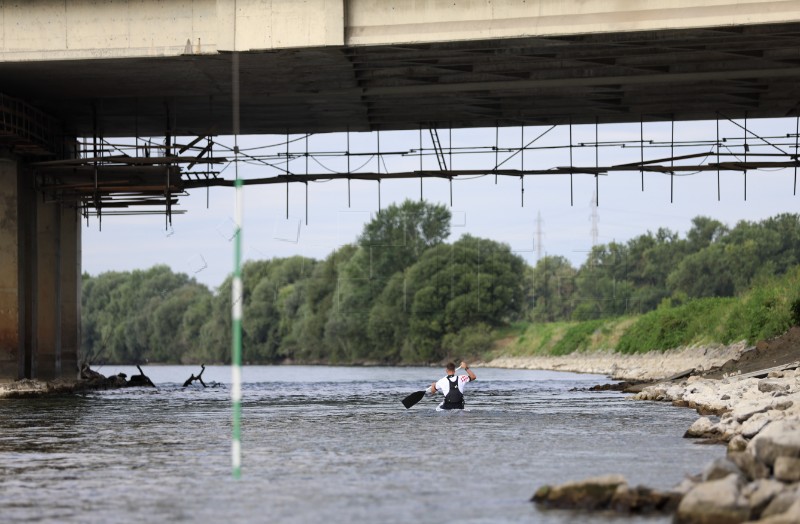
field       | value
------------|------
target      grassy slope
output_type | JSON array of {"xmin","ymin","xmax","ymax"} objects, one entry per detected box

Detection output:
[{"xmin": 491, "ymin": 267, "xmax": 800, "ymax": 358}]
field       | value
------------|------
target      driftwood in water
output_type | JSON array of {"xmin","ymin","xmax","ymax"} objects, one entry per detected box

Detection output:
[
  {"xmin": 128, "ymin": 365, "xmax": 156, "ymax": 387},
  {"xmin": 183, "ymin": 364, "xmax": 208, "ymax": 388}
]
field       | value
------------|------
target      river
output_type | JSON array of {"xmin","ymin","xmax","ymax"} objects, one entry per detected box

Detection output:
[{"xmin": 0, "ymin": 366, "xmax": 723, "ymax": 523}]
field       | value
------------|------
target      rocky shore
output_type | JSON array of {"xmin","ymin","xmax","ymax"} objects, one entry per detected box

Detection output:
[
  {"xmin": 0, "ymin": 365, "xmax": 155, "ymax": 398},
  {"xmin": 520, "ymin": 330, "xmax": 800, "ymax": 523},
  {"xmin": 485, "ymin": 341, "xmax": 753, "ymax": 381}
]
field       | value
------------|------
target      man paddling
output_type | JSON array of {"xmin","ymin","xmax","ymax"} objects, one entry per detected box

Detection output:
[{"xmin": 429, "ymin": 361, "xmax": 476, "ymax": 410}]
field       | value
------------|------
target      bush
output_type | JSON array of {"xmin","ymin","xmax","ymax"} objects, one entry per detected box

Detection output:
[
  {"xmin": 551, "ymin": 319, "xmax": 605, "ymax": 355},
  {"xmin": 792, "ymin": 298, "xmax": 800, "ymax": 327},
  {"xmin": 442, "ymin": 323, "xmax": 494, "ymax": 358},
  {"xmin": 721, "ymin": 271, "xmax": 800, "ymax": 343},
  {"xmin": 616, "ymin": 297, "xmax": 734, "ymax": 353}
]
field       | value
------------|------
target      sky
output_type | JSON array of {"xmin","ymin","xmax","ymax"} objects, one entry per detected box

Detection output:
[{"xmin": 82, "ymin": 117, "xmax": 800, "ymax": 291}]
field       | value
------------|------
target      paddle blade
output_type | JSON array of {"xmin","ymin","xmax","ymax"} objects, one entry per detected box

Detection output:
[{"xmin": 402, "ymin": 390, "xmax": 426, "ymax": 409}]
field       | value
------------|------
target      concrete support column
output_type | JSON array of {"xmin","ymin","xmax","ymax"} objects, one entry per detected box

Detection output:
[
  {"xmin": 0, "ymin": 158, "xmax": 21, "ymax": 382},
  {"xmin": 0, "ymin": 157, "xmax": 81, "ymax": 382},
  {"xmin": 34, "ymin": 199, "xmax": 82, "ymax": 381},
  {"xmin": 34, "ymin": 196, "xmax": 59, "ymax": 380},
  {"xmin": 59, "ymin": 205, "xmax": 81, "ymax": 380}
]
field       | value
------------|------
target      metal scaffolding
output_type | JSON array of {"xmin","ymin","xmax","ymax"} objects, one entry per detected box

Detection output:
[{"xmin": 26, "ymin": 116, "xmax": 800, "ymax": 228}]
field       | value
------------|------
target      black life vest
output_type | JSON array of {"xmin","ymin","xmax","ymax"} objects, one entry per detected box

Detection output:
[{"xmin": 444, "ymin": 376, "xmax": 463, "ymax": 406}]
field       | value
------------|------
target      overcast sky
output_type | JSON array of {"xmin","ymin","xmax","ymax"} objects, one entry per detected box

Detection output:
[{"xmin": 82, "ymin": 117, "xmax": 800, "ymax": 291}]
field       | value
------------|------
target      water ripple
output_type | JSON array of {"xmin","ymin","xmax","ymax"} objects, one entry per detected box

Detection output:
[{"xmin": 0, "ymin": 366, "xmax": 721, "ymax": 523}]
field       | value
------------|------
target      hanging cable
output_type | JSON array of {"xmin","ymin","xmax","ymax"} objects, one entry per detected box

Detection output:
[
  {"xmin": 717, "ymin": 110, "xmax": 787, "ymax": 154},
  {"xmin": 671, "ymin": 118, "xmax": 674, "ymax": 204},
  {"xmin": 716, "ymin": 113, "xmax": 722, "ymax": 202},
  {"xmin": 494, "ymin": 122, "xmax": 499, "ymax": 184},
  {"xmin": 377, "ymin": 129, "xmax": 382, "ymax": 214},
  {"xmin": 795, "ymin": 115, "xmax": 799, "ymax": 196},
  {"xmin": 347, "ymin": 126, "xmax": 351, "ymax": 208},
  {"xmin": 286, "ymin": 130, "xmax": 290, "ymax": 218},
  {"xmin": 744, "ymin": 111, "xmax": 748, "ymax": 201},
  {"xmin": 520, "ymin": 125, "xmax": 525, "ymax": 207},
  {"xmin": 640, "ymin": 116, "xmax": 644, "ymax": 191},
  {"xmin": 419, "ymin": 125, "xmax": 423, "ymax": 201},
  {"xmin": 449, "ymin": 176, "xmax": 453, "ymax": 207},
  {"xmin": 569, "ymin": 117, "xmax": 574, "ymax": 206},
  {"xmin": 449, "ymin": 124, "xmax": 453, "ymax": 173},
  {"xmin": 305, "ymin": 134, "xmax": 309, "ymax": 225},
  {"xmin": 494, "ymin": 125, "xmax": 555, "ymax": 169},
  {"xmin": 595, "ymin": 116, "xmax": 599, "ymax": 206}
]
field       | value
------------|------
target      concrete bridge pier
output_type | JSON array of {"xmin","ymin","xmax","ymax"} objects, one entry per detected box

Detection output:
[{"xmin": 0, "ymin": 156, "xmax": 81, "ymax": 383}]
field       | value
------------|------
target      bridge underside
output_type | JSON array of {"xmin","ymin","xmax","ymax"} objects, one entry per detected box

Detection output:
[
  {"xmin": 3, "ymin": 18, "xmax": 800, "ymax": 382},
  {"xmin": 2, "ymin": 22, "xmax": 800, "ymax": 139}
]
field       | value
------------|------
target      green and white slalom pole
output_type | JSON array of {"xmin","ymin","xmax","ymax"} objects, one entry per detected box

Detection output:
[
  {"xmin": 231, "ymin": 171, "xmax": 243, "ymax": 479},
  {"xmin": 231, "ymin": 50, "xmax": 243, "ymax": 479}
]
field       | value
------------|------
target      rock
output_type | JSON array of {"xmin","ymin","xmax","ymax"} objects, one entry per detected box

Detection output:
[
  {"xmin": 685, "ymin": 417, "xmax": 719, "ymax": 438},
  {"xmin": 742, "ymin": 413, "xmax": 772, "ymax": 438},
  {"xmin": 733, "ymin": 400, "xmax": 771, "ymax": 423},
  {"xmin": 108, "ymin": 375, "xmax": 127, "ymax": 387},
  {"xmin": 761, "ymin": 493, "xmax": 800, "ymax": 521},
  {"xmin": 742, "ymin": 479, "xmax": 786, "ymax": 519},
  {"xmin": 674, "ymin": 474, "xmax": 750, "ymax": 524},
  {"xmin": 748, "ymin": 419, "xmax": 800, "ymax": 467},
  {"xmin": 80, "ymin": 365, "xmax": 104, "ymax": 380},
  {"xmin": 759, "ymin": 380, "xmax": 790, "ymax": 393},
  {"xmin": 673, "ymin": 475, "xmax": 701, "ymax": 495},
  {"xmin": 728, "ymin": 451, "xmax": 770, "ymax": 481},
  {"xmin": 744, "ymin": 479, "xmax": 788, "ymax": 520},
  {"xmin": 773, "ymin": 456, "xmax": 800, "ymax": 482},
  {"xmin": 728, "ymin": 435, "xmax": 748, "ymax": 453},
  {"xmin": 702, "ymin": 458, "xmax": 745, "ymax": 482},
  {"xmin": 531, "ymin": 474, "xmax": 627, "ymax": 510},
  {"xmin": 609, "ymin": 484, "xmax": 681, "ymax": 513},
  {"xmin": 769, "ymin": 499, "xmax": 800, "ymax": 524}
]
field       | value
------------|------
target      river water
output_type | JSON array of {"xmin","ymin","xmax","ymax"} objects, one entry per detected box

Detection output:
[{"xmin": 0, "ymin": 366, "xmax": 722, "ymax": 523}]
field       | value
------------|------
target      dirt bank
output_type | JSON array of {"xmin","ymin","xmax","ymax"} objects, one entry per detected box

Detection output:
[{"xmin": 484, "ymin": 326, "xmax": 800, "ymax": 382}]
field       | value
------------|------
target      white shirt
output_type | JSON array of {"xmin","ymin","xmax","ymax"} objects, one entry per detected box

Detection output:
[{"xmin": 434, "ymin": 373, "xmax": 471, "ymax": 398}]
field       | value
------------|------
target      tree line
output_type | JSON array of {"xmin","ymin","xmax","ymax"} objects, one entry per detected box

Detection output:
[{"xmin": 81, "ymin": 203, "xmax": 800, "ymax": 365}]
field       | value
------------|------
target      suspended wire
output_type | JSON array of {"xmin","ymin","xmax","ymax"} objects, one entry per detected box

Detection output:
[
  {"xmin": 310, "ymin": 154, "xmax": 375, "ymax": 174},
  {"xmin": 233, "ymin": 133, "xmax": 314, "ymax": 151}
]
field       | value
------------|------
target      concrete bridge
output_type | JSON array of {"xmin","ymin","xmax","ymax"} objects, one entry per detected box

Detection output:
[{"xmin": 3, "ymin": 0, "xmax": 800, "ymax": 381}]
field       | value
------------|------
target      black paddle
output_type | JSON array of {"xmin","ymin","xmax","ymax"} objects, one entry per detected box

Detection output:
[{"xmin": 401, "ymin": 390, "xmax": 427, "ymax": 409}]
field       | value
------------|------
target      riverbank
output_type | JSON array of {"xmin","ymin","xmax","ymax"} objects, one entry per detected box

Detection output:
[
  {"xmin": 523, "ymin": 328, "xmax": 800, "ymax": 523},
  {"xmin": 483, "ymin": 342, "xmax": 750, "ymax": 381},
  {"xmin": 484, "ymin": 326, "xmax": 800, "ymax": 382}
]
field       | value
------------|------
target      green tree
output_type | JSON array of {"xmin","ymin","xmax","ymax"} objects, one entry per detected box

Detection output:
[
  {"xmin": 367, "ymin": 272, "xmax": 410, "ymax": 362},
  {"xmin": 530, "ymin": 255, "xmax": 577, "ymax": 321},
  {"xmin": 290, "ymin": 246, "xmax": 355, "ymax": 362},
  {"xmin": 81, "ymin": 266, "xmax": 211, "ymax": 364},
  {"xmin": 573, "ymin": 242, "xmax": 635, "ymax": 320},
  {"xmin": 404, "ymin": 235, "xmax": 526, "ymax": 362},
  {"xmin": 358, "ymin": 199, "xmax": 451, "ymax": 278},
  {"xmin": 240, "ymin": 256, "xmax": 316, "ymax": 363},
  {"xmin": 327, "ymin": 200, "xmax": 452, "ymax": 362}
]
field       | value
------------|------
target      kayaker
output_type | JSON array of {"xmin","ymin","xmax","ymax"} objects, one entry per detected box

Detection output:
[{"xmin": 429, "ymin": 361, "xmax": 476, "ymax": 410}]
